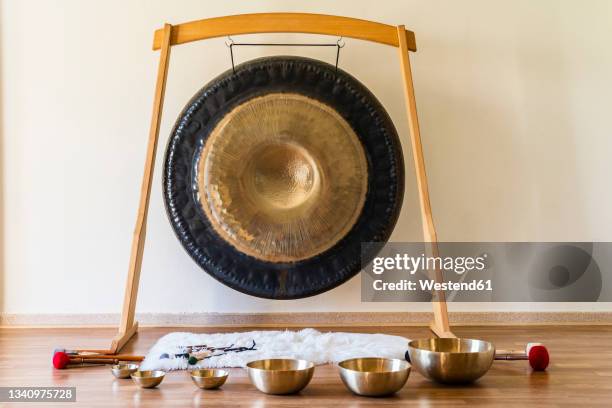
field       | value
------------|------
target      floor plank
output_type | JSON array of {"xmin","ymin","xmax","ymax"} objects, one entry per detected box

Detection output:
[{"xmin": 1, "ymin": 325, "xmax": 611, "ymax": 407}]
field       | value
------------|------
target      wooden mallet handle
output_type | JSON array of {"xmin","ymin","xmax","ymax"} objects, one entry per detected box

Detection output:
[
  {"xmin": 70, "ymin": 354, "xmax": 144, "ymax": 362},
  {"xmin": 69, "ymin": 357, "xmax": 119, "ymax": 366}
]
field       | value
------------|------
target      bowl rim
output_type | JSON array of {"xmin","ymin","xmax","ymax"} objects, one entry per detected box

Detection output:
[
  {"xmin": 408, "ymin": 338, "xmax": 495, "ymax": 354},
  {"xmin": 246, "ymin": 358, "xmax": 315, "ymax": 371},
  {"xmin": 131, "ymin": 370, "xmax": 166, "ymax": 378},
  {"xmin": 190, "ymin": 368, "xmax": 229, "ymax": 378},
  {"xmin": 111, "ymin": 363, "xmax": 139, "ymax": 370},
  {"xmin": 337, "ymin": 357, "xmax": 410, "ymax": 374}
]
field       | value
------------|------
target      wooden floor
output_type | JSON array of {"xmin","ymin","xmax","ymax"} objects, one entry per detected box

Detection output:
[{"xmin": 1, "ymin": 325, "xmax": 612, "ymax": 407}]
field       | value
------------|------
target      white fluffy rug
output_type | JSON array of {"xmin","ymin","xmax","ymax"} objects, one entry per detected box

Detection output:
[{"xmin": 140, "ymin": 328, "xmax": 409, "ymax": 371}]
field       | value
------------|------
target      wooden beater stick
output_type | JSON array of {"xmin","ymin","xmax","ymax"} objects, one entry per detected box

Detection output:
[{"xmin": 71, "ymin": 354, "xmax": 144, "ymax": 362}]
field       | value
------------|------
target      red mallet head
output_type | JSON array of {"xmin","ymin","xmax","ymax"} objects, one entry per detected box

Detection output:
[
  {"xmin": 527, "ymin": 343, "xmax": 549, "ymax": 371},
  {"xmin": 53, "ymin": 351, "xmax": 71, "ymax": 369}
]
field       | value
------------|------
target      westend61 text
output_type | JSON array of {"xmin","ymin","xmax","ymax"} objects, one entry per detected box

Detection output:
[{"xmin": 373, "ymin": 279, "xmax": 493, "ymax": 292}]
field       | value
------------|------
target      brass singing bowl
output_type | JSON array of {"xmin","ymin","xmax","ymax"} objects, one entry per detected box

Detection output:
[
  {"xmin": 130, "ymin": 370, "xmax": 166, "ymax": 388},
  {"xmin": 338, "ymin": 358, "xmax": 411, "ymax": 397},
  {"xmin": 190, "ymin": 369, "xmax": 229, "ymax": 389},
  {"xmin": 408, "ymin": 338, "xmax": 495, "ymax": 384},
  {"xmin": 246, "ymin": 359, "xmax": 315, "ymax": 394},
  {"xmin": 111, "ymin": 363, "xmax": 139, "ymax": 379}
]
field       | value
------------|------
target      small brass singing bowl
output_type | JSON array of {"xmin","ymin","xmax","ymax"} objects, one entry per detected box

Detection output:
[
  {"xmin": 190, "ymin": 369, "xmax": 229, "ymax": 389},
  {"xmin": 338, "ymin": 358, "xmax": 411, "ymax": 397},
  {"xmin": 246, "ymin": 359, "xmax": 315, "ymax": 395},
  {"xmin": 111, "ymin": 363, "xmax": 139, "ymax": 379},
  {"xmin": 408, "ymin": 338, "xmax": 495, "ymax": 384},
  {"xmin": 130, "ymin": 370, "xmax": 166, "ymax": 388}
]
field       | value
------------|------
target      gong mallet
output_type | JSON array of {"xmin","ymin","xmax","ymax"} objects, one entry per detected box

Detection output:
[
  {"xmin": 53, "ymin": 351, "xmax": 144, "ymax": 369},
  {"xmin": 53, "ymin": 347, "xmax": 144, "ymax": 360},
  {"xmin": 53, "ymin": 353, "xmax": 119, "ymax": 369},
  {"xmin": 495, "ymin": 343, "xmax": 549, "ymax": 371}
]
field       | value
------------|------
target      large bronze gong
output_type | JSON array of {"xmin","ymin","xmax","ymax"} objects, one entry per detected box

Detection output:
[{"xmin": 163, "ymin": 56, "xmax": 404, "ymax": 299}]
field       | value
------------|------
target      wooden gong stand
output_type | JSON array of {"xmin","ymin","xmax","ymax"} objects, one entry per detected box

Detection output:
[{"xmin": 105, "ymin": 13, "xmax": 454, "ymax": 354}]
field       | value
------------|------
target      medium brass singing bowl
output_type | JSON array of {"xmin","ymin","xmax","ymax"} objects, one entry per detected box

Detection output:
[
  {"xmin": 246, "ymin": 359, "xmax": 315, "ymax": 394},
  {"xmin": 190, "ymin": 369, "xmax": 229, "ymax": 389},
  {"xmin": 111, "ymin": 363, "xmax": 139, "ymax": 379},
  {"xmin": 408, "ymin": 338, "xmax": 495, "ymax": 384},
  {"xmin": 337, "ymin": 358, "xmax": 411, "ymax": 397},
  {"xmin": 130, "ymin": 370, "xmax": 166, "ymax": 388}
]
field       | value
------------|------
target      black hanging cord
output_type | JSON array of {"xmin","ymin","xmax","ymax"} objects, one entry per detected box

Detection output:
[{"xmin": 226, "ymin": 36, "xmax": 345, "ymax": 74}]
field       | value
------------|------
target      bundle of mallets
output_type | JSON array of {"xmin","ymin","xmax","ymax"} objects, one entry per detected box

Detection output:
[{"xmin": 52, "ymin": 348, "xmax": 144, "ymax": 369}]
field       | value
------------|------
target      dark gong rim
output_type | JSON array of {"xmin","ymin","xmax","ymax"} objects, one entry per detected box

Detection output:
[{"xmin": 163, "ymin": 56, "xmax": 404, "ymax": 299}]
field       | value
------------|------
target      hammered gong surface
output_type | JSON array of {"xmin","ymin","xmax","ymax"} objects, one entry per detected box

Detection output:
[
  {"xmin": 163, "ymin": 56, "xmax": 404, "ymax": 299},
  {"xmin": 198, "ymin": 92, "xmax": 368, "ymax": 262}
]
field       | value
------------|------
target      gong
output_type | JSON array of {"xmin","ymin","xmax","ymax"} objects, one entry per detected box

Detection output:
[{"xmin": 163, "ymin": 56, "xmax": 404, "ymax": 299}]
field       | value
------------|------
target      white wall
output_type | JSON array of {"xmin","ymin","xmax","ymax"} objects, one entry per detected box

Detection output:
[{"xmin": 1, "ymin": 0, "xmax": 611, "ymax": 315}]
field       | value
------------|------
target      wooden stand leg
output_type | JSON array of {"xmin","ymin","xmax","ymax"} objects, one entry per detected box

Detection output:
[
  {"xmin": 396, "ymin": 26, "xmax": 454, "ymax": 338},
  {"xmin": 109, "ymin": 24, "xmax": 173, "ymax": 353}
]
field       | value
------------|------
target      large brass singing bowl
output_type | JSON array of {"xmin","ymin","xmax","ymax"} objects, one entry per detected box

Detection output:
[
  {"xmin": 338, "ymin": 357, "xmax": 411, "ymax": 397},
  {"xmin": 246, "ymin": 359, "xmax": 315, "ymax": 394},
  {"xmin": 408, "ymin": 338, "xmax": 495, "ymax": 384}
]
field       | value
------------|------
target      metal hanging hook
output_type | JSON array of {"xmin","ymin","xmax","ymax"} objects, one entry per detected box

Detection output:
[
  {"xmin": 226, "ymin": 36, "xmax": 236, "ymax": 73},
  {"xmin": 334, "ymin": 38, "xmax": 344, "ymax": 74}
]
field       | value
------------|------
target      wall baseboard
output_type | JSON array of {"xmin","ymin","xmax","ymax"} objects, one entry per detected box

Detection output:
[{"xmin": 1, "ymin": 311, "xmax": 612, "ymax": 328}]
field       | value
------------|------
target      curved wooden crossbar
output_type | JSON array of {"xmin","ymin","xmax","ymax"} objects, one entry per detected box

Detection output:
[{"xmin": 152, "ymin": 13, "xmax": 416, "ymax": 51}]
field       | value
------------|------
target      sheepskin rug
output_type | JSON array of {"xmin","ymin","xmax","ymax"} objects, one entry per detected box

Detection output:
[{"xmin": 140, "ymin": 328, "xmax": 409, "ymax": 371}]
